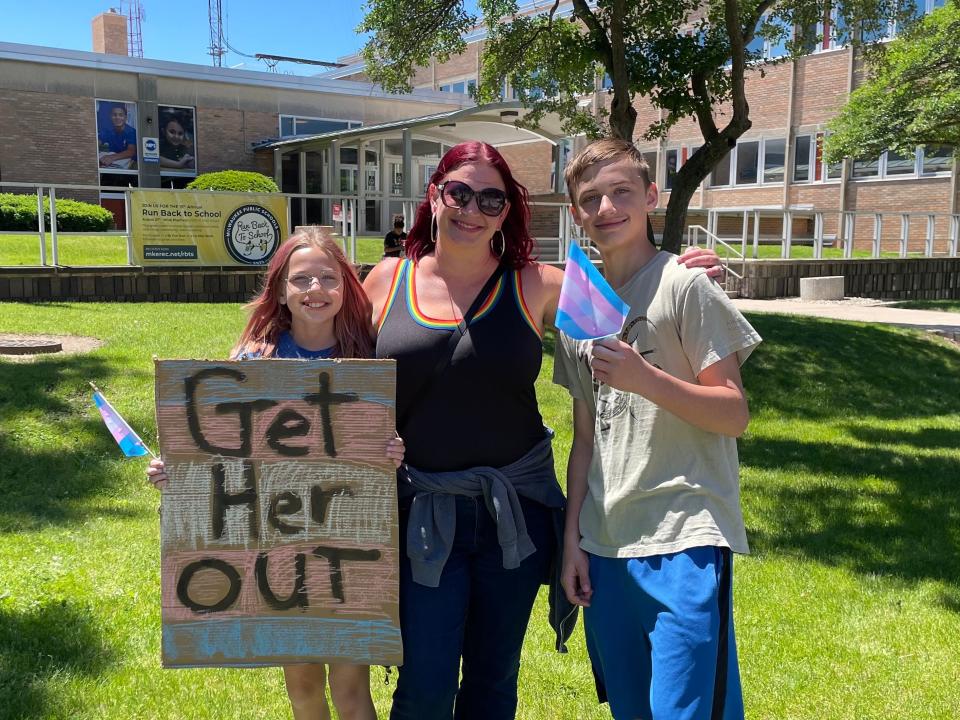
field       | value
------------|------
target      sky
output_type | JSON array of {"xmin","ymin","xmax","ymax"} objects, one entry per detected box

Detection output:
[{"xmin": 0, "ymin": 0, "xmax": 375, "ymax": 74}]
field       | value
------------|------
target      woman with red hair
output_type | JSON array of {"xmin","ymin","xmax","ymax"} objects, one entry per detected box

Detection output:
[
  {"xmin": 149, "ymin": 227, "xmax": 404, "ymax": 720},
  {"xmin": 365, "ymin": 141, "xmax": 720, "ymax": 719}
]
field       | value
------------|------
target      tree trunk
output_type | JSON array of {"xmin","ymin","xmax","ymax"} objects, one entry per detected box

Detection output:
[
  {"xmin": 609, "ymin": 94, "xmax": 637, "ymax": 141},
  {"xmin": 661, "ymin": 133, "xmax": 746, "ymax": 254}
]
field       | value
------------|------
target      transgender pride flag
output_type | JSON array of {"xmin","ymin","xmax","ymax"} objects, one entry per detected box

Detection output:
[
  {"xmin": 91, "ymin": 383, "xmax": 153, "ymax": 458},
  {"xmin": 555, "ymin": 242, "xmax": 630, "ymax": 340}
]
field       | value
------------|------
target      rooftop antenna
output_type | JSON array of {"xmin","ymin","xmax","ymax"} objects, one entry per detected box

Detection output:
[
  {"xmin": 123, "ymin": 0, "xmax": 145, "ymax": 58},
  {"xmin": 208, "ymin": 0, "xmax": 226, "ymax": 67}
]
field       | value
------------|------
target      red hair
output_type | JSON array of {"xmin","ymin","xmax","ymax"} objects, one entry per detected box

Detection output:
[
  {"xmin": 232, "ymin": 227, "xmax": 374, "ymax": 359},
  {"xmin": 404, "ymin": 142, "xmax": 535, "ymax": 269}
]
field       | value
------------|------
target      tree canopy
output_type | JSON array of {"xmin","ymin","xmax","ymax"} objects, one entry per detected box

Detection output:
[
  {"xmin": 825, "ymin": 1, "xmax": 960, "ymax": 163},
  {"xmin": 360, "ymin": 0, "xmax": 911, "ymax": 252}
]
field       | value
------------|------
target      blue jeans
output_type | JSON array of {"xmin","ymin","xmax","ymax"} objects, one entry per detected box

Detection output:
[{"xmin": 390, "ymin": 494, "xmax": 554, "ymax": 720}]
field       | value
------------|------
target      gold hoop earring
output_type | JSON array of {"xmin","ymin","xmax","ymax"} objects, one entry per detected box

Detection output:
[
  {"xmin": 490, "ymin": 229, "xmax": 506, "ymax": 259},
  {"xmin": 431, "ymin": 215, "xmax": 439, "ymax": 245}
]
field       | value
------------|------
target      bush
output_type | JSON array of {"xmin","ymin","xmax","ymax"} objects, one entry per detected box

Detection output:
[
  {"xmin": 186, "ymin": 171, "xmax": 280, "ymax": 193},
  {"xmin": 0, "ymin": 193, "xmax": 114, "ymax": 232}
]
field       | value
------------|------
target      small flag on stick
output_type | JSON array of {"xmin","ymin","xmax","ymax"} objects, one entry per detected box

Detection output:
[
  {"xmin": 555, "ymin": 242, "xmax": 630, "ymax": 340},
  {"xmin": 90, "ymin": 382, "xmax": 154, "ymax": 458}
]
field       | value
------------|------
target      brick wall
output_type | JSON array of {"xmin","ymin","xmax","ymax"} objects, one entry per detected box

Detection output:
[
  {"xmin": 737, "ymin": 257, "xmax": 960, "ymax": 299},
  {"xmin": 92, "ymin": 13, "xmax": 127, "ymax": 56},
  {"xmin": 196, "ymin": 109, "xmax": 277, "ymax": 174},
  {"xmin": 498, "ymin": 142, "xmax": 554, "ymax": 194},
  {"xmin": 0, "ymin": 266, "xmax": 264, "ymax": 303},
  {"xmin": 793, "ymin": 50, "xmax": 850, "ymax": 127},
  {"xmin": 0, "ymin": 90, "xmax": 99, "ymax": 188}
]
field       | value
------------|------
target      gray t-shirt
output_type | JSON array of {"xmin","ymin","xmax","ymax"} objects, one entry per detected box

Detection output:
[{"xmin": 553, "ymin": 251, "xmax": 762, "ymax": 558}]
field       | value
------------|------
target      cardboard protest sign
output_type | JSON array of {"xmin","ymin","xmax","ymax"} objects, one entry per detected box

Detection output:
[{"xmin": 155, "ymin": 359, "xmax": 401, "ymax": 668}]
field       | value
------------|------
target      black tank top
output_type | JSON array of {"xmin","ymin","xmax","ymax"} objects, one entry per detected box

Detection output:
[{"xmin": 376, "ymin": 259, "xmax": 545, "ymax": 471}]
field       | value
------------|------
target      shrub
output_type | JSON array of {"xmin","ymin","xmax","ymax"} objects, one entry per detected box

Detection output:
[
  {"xmin": 186, "ymin": 171, "xmax": 280, "ymax": 193},
  {"xmin": 0, "ymin": 193, "xmax": 114, "ymax": 232}
]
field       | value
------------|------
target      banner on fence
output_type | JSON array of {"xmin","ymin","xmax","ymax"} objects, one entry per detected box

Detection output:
[
  {"xmin": 131, "ymin": 190, "xmax": 288, "ymax": 266},
  {"xmin": 154, "ymin": 358, "xmax": 401, "ymax": 668}
]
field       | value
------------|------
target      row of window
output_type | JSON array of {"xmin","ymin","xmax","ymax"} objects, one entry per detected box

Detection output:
[
  {"xmin": 658, "ymin": 135, "xmax": 952, "ymax": 190},
  {"xmin": 279, "ymin": 115, "xmax": 362, "ymax": 138}
]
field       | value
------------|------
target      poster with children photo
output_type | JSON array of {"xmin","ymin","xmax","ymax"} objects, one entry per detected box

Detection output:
[
  {"xmin": 158, "ymin": 105, "xmax": 197, "ymax": 174},
  {"xmin": 96, "ymin": 99, "xmax": 138, "ymax": 172}
]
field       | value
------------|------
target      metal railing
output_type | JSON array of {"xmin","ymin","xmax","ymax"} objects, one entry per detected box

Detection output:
[
  {"xmin": 705, "ymin": 208, "xmax": 960, "ymax": 260},
  {"xmin": 686, "ymin": 225, "xmax": 745, "ymax": 292},
  {"xmin": 0, "ymin": 181, "xmax": 429, "ymax": 266},
  {"xmin": 3, "ymin": 182, "xmax": 958, "ymax": 267}
]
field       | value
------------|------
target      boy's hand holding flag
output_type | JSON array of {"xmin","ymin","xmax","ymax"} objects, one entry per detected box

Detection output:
[{"xmin": 555, "ymin": 242, "xmax": 630, "ymax": 341}]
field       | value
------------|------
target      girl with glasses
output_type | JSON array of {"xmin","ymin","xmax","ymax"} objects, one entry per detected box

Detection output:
[
  {"xmin": 363, "ymin": 141, "xmax": 723, "ymax": 720},
  {"xmin": 147, "ymin": 227, "xmax": 404, "ymax": 720}
]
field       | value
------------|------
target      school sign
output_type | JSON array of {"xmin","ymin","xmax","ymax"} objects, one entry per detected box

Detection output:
[
  {"xmin": 155, "ymin": 359, "xmax": 401, "ymax": 668},
  {"xmin": 131, "ymin": 190, "xmax": 288, "ymax": 266}
]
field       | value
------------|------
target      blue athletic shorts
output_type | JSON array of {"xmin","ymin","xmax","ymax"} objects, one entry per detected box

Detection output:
[{"xmin": 583, "ymin": 546, "xmax": 744, "ymax": 720}]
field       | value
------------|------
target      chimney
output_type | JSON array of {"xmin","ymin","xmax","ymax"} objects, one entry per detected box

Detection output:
[{"xmin": 92, "ymin": 10, "xmax": 128, "ymax": 56}]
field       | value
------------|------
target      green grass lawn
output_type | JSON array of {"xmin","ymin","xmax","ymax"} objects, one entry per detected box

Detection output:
[
  {"xmin": 1, "ymin": 305, "xmax": 958, "ymax": 719},
  {"xmin": 889, "ymin": 299, "xmax": 960, "ymax": 313},
  {"xmin": 0, "ymin": 234, "xmax": 385, "ymax": 268}
]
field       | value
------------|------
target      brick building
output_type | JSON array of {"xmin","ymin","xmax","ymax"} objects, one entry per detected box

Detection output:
[
  {"xmin": 2, "ymin": 4, "xmax": 957, "ymax": 250},
  {"xmin": 319, "ymin": 0, "xmax": 958, "ymax": 253},
  {"xmin": 0, "ymin": 11, "xmax": 469, "ymax": 231}
]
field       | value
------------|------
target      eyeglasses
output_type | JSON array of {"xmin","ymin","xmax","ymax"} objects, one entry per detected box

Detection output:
[
  {"xmin": 437, "ymin": 180, "xmax": 508, "ymax": 217},
  {"xmin": 285, "ymin": 273, "xmax": 342, "ymax": 291}
]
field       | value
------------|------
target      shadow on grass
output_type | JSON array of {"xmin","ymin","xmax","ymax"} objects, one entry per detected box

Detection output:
[
  {"xmin": 743, "ymin": 314, "xmax": 960, "ymax": 421},
  {"xmin": 844, "ymin": 425, "xmax": 960, "ymax": 451},
  {"xmin": 0, "ymin": 600, "xmax": 115, "ymax": 719},
  {"xmin": 0, "ymin": 354, "xmax": 152, "ymax": 531},
  {"xmin": 742, "ymin": 437, "xmax": 960, "ymax": 586}
]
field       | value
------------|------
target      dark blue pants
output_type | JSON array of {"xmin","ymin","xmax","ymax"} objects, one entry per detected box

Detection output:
[{"xmin": 390, "ymin": 494, "xmax": 554, "ymax": 720}]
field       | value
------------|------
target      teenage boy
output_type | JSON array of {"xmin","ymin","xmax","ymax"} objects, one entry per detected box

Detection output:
[{"xmin": 554, "ymin": 138, "xmax": 762, "ymax": 720}]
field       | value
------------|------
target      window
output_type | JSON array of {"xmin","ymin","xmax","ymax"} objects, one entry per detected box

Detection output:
[
  {"xmin": 710, "ymin": 152, "xmax": 732, "ymax": 187},
  {"xmin": 707, "ymin": 138, "xmax": 785, "ymax": 187},
  {"xmin": 793, "ymin": 135, "xmax": 812, "ymax": 182},
  {"xmin": 736, "ymin": 141, "xmax": 760, "ymax": 185},
  {"xmin": 665, "ymin": 149, "xmax": 679, "ymax": 190},
  {"xmin": 884, "ymin": 148, "xmax": 916, "ymax": 175},
  {"xmin": 280, "ymin": 116, "xmax": 360, "ymax": 137},
  {"xmin": 852, "ymin": 156, "xmax": 881, "ymax": 178},
  {"xmin": 763, "ymin": 138, "xmax": 786, "ymax": 183},
  {"xmin": 921, "ymin": 145, "xmax": 953, "ymax": 174},
  {"xmin": 439, "ymin": 78, "xmax": 476, "ymax": 94},
  {"xmin": 641, "ymin": 151, "xmax": 658, "ymax": 187}
]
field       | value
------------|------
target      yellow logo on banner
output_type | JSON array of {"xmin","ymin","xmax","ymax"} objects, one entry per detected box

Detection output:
[{"xmin": 130, "ymin": 190, "xmax": 289, "ymax": 266}]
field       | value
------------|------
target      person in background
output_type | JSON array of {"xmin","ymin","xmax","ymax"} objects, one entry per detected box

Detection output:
[{"xmin": 383, "ymin": 216, "xmax": 407, "ymax": 259}]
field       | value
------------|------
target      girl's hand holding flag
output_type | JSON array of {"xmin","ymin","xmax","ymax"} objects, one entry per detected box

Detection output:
[{"xmin": 90, "ymin": 382, "xmax": 155, "ymax": 459}]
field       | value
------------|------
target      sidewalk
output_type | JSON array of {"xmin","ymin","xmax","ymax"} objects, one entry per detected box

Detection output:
[{"xmin": 732, "ymin": 298, "xmax": 960, "ymax": 336}]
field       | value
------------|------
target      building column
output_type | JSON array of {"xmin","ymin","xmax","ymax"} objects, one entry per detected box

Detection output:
[
  {"xmin": 330, "ymin": 139, "xmax": 341, "ymax": 228},
  {"xmin": 380, "ymin": 139, "xmax": 391, "ymax": 231},
  {"xmin": 298, "ymin": 150, "xmax": 307, "ymax": 229},
  {"xmin": 358, "ymin": 141, "xmax": 367, "ymax": 234},
  {"xmin": 402, "ymin": 128, "xmax": 413, "ymax": 200},
  {"xmin": 273, "ymin": 148, "xmax": 282, "ymax": 188}
]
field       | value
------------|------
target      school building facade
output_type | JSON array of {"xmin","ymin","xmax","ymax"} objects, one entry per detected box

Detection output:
[{"xmin": 320, "ymin": 0, "xmax": 959, "ymax": 255}]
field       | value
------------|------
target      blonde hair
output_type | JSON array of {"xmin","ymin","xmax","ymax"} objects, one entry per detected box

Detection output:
[{"xmin": 564, "ymin": 138, "xmax": 652, "ymax": 206}]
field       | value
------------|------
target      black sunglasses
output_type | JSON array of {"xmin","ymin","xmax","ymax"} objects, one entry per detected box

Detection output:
[{"xmin": 436, "ymin": 180, "xmax": 509, "ymax": 217}]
